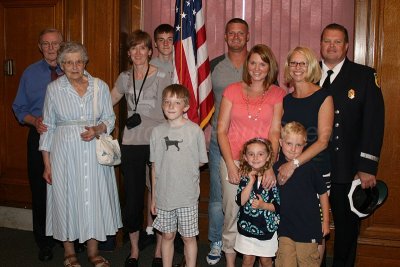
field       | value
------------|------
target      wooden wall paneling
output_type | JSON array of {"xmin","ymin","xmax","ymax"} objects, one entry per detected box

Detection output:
[
  {"xmin": 118, "ymin": 0, "xmax": 141, "ymax": 79},
  {"xmin": 64, "ymin": 0, "xmax": 84, "ymax": 43},
  {"xmin": 198, "ymin": 168, "xmax": 209, "ymax": 241},
  {"xmin": 0, "ymin": 3, "xmax": 5, "ymax": 179},
  {"xmin": 132, "ymin": 0, "xmax": 142, "ymax": 31},
  {"xmin": 83, "ymin": 0, "xmax": 117, "ymax": 85},
  {"xmin": 0, "ymin": 0, "xmax": 64, "ymax": 207},
  {"xmin": 354, "ymin": 0, "xmax": 400, "ymax": 266}
]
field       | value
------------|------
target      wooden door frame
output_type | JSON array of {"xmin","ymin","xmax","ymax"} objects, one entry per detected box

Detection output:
[
  {"xmin": 354, "ymin": 0, "xmax": 381, "ymax": 68},
  {"xmin": 354, "ymin": 1, "xmax": 400, "ymax": 265}
]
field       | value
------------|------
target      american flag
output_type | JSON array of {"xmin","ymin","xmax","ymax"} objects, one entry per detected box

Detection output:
[{"xmin": 173, "ymin": 0, "xmax": 214, "ymax": 128}]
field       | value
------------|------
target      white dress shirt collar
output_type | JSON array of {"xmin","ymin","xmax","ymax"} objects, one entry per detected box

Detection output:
[{"xmin": 320, "ymin": 58, "xmax": 346, "ymax": 86}]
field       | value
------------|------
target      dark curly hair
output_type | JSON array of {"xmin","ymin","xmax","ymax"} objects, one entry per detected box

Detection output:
[{"xmin": 239, "ymin": 137, "xmax": 274, "ymax": 177}]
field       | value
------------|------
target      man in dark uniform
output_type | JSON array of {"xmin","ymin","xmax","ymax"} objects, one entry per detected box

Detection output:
[{"xmin": 319, "ymin": 23, "xmax": 385, "ymax": 267}]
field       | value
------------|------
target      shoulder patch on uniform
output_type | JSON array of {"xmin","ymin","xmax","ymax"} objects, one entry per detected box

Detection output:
[{"xmin": 374, "ymin": 73, "xmax": 380, "ymax": 88}]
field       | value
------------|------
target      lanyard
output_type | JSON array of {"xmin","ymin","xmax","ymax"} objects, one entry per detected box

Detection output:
[{"xmin": 132, "ymin": 65, "xmax": 150, "ymax": 112}]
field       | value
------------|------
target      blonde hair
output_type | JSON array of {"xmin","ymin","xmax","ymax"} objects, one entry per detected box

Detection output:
[
  {"xmin": 281, "ymin": 121, "xmax": 307, "ymax": 142},
  {"xmin": 239, "ymin": 138, "xmax": 274, "ymax": 176},
  {"xmin": 284, "ymin": 46, "xmax": 322, "ymax": 86}
]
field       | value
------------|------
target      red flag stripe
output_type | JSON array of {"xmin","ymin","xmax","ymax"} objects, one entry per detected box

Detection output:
[
  {"xmin": 173, "ymin": 0, "xmax": 214, "ymax": 127},
  {"xmin": 174, "ymin": 41, "xmax": 199, "ymax": 123}
]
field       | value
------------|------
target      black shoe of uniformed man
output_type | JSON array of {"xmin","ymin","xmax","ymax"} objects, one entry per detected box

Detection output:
[{"xmin": 38, "ymin": 246, "xmax": 53, "ymax": 261}]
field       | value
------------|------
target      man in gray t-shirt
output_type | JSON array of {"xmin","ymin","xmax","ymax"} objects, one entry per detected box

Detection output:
[
  {"xmin": 150, "ymin": 24, "xmax": 174, "ymax": 81},
  {"xmin": 207, "ymin": 18, "xmax": 249, "ymax": 266}
]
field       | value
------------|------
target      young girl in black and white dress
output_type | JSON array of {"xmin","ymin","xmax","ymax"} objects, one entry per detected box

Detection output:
[{"xmin": 234, "ymin": 138, "xmax": 280, "ymax": 267}]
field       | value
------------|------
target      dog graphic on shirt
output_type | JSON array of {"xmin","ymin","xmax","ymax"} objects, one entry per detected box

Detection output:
[{"xmin": 164, "ymin": 136, "xmax": 183, "ymax": 151}]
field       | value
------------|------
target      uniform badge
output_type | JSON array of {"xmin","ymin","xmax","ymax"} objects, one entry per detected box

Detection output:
[
  {"xmin": 348, "ymin": 89, "xmax": 355, "ymax": 99},
  {"xmin": 374, "ymin": 73, "xmax": 381, "ymax": 88}
]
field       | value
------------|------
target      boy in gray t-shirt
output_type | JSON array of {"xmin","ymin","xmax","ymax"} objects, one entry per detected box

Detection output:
[{"xmin": 150, "ymin": 84, "xmax": 208, "ymax": 267}]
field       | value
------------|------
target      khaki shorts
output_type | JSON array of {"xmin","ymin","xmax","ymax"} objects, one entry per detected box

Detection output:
[{"xmin": 275, "ymin": 236, "xmax": 320, "ymax": 267}]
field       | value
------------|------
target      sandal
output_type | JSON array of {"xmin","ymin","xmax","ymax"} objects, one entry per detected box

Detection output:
[
  {"xmin": 88, "ymin": 255, "xmax": 110, "ymax": 267},
  {"xmin": 64, "ymin": 254, "xmax": 81, "ymax": 267}
]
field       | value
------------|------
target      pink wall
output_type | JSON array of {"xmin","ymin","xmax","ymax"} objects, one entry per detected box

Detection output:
[{"xmin": 143, "ymin": 0, "xmax": 354, "ymax": 87}]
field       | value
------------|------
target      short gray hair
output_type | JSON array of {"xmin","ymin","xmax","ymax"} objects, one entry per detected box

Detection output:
[
  {"xmin": 38, "ymin": 28, "xmax": 63, "ymax": 44},
  {"xmin": 57, "ymin": 42, "xmax": 89, "ymax": 65}
]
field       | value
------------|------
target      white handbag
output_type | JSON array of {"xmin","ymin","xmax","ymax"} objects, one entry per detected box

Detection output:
[
  {"xmin": 95, "ymin": 134, "xmax": 121, "ymax": 166},
  {"xmin": 93, "ymin": 78, "xmax": 121, "ymax": 166}
]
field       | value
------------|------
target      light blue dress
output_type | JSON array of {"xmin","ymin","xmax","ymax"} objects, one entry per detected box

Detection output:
[{"xmin": 39, "ymin": 72, "xmax": 122, "ymax": 242}]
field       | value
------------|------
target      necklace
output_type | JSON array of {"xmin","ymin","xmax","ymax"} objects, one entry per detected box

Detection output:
[{"xmin": 244, "ymin": 89, "xmax": 266, "ymax": 121}]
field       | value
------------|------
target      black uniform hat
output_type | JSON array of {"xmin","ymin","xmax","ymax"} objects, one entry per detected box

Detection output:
[{"xmin": 348, "ymin": 179, "xmax": 388, "ymax": 218}]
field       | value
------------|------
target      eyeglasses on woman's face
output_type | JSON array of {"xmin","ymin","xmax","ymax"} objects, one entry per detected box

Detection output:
[
  {"xmin": 289, "ymin": 61, "xmax": 308, "ymax": 68},
  {"xmin": 62, "ymin": 60, "xmax": 85, "ymax": 68}
]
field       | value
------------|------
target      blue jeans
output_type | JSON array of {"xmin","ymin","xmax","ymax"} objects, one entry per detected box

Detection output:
[{"xmin": 207, "ymin": 135, "xmax": 224, "ymax": 242}]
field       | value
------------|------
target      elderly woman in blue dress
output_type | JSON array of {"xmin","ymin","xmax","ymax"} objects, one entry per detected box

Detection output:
[{"xmin": 40, "ymin": 42, "xmax": 122, "ymax": 267}]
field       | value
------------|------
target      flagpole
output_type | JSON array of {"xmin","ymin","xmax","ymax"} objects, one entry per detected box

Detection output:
[{"xmin": 179, "ymin": 0, "xmax": 183, "ymax": 82}]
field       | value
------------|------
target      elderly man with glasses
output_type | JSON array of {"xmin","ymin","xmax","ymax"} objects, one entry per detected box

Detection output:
[{"xmin": 12, "ymin": 28, "xmax": 63, "ymax": 262}]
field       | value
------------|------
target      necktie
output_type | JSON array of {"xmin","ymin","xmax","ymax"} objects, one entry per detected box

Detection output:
[
  {"xmin": 50, "ymin": 66, "xmax": 58, "ymax": 81},
  {"xmin": 322, "ymin": 70, "xmax": 334, "ymax": 89}
]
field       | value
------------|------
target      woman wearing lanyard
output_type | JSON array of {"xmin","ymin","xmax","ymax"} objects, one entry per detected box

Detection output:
[{"xmin": 111, "ymin": 30, "xmax": 170, "ymax": 267}]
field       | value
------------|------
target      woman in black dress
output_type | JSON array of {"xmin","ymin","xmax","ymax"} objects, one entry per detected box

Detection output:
[{"xmin": 278, "ymin": 46, "xmax": 334, "ymax": 264}]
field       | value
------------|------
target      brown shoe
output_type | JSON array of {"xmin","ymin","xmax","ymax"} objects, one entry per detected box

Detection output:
[
  {"xmin": 64, "ymin": 254, "xmax": 81, "ymax": 267},
  {"xmin": 88, "ymin": 255, "xmax": 110, "ymax": 267}
]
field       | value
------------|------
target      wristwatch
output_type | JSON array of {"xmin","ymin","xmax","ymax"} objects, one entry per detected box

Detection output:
[{"xmin": 293, "ymin": 158, "xmax": 300, "ymax": 168}]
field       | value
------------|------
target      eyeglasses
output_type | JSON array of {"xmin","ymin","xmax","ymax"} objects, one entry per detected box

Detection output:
[
  {"xmin": 289, "ymin": 61, "xmax": 308, "ymax": 68},
  {"xmin": 62, "ymin": 60, "xmax": 85, "ymax": 68},
  {"xmin": 41, "ymin": 42, "xmax": 61, "ymax": 49}
]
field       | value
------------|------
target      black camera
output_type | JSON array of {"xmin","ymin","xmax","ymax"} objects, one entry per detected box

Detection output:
[{"xmin": 126, "ymin": 113, "xmax": 141, "ymax": 129}]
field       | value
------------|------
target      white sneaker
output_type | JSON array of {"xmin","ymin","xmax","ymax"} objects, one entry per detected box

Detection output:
[{"xmin": 206, "ymin": 241, "xmax": 223, "ymax": 265}]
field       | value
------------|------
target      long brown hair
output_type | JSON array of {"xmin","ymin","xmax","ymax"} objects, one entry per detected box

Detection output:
[
  {"xmin": 239, "ymin": 137, "xmax": 274, "ymax": 177},
  {"xmin": 242, "ymin": 44, "xmax": 279, "ymax": 89}
]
